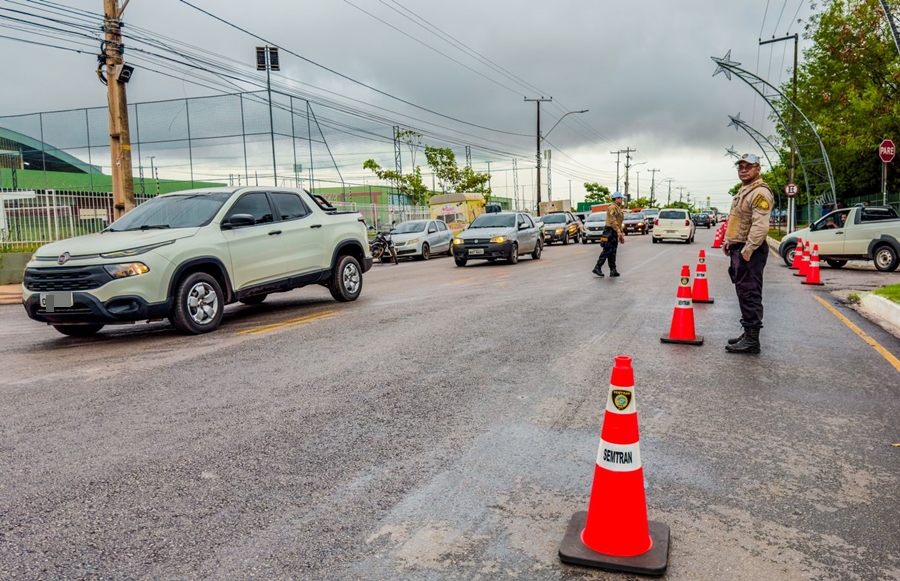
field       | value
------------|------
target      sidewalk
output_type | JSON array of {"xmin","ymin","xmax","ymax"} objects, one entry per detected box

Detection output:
[{"xmin": 0, "ymin": 284, "xmax": 22, "ymax": 306}]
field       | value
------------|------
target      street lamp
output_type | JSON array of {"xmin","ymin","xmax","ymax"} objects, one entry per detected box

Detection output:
[{"xmin": 524, "ymin": 100, "xmax": 588, "ymax": 213}]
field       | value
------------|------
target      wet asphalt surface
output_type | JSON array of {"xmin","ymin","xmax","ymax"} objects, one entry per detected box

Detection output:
[{"xmin": 1, "ymin": 228, "xmax": 899, "ymax": 580}]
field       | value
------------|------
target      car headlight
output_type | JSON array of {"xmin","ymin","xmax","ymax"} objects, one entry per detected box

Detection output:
[
  {"xmin": 453, "ymin": 238, "xmax": 463, "ymax": 245},
  {"xmin": 555, "ymin": 228, "xmax": 564, "ymax": 234},
  {"xmin": 638, "ymin": 222, "xmax": 644, "ymax": 226},
  {"xmin": 407, "ymin": 237, "xmax": 420, "ymax": 245},
  {"xmin": 103, "ymin": 262, "xmax": 150, "ymax": 279},
  {"xmin": 490, "ymin": 236, "xmax": 508, "ymax": 243},
  {"xmin": 100, "ymin": 240, "xmax": 175, "ymax": 258}
]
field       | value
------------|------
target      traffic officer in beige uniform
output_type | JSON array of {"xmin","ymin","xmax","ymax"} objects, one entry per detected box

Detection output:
[
  {"xmin": 592, "ymin": 191, "xmax": 626, "ymax": 277},
  {"xmin": 723, "ymin": 153, "xmax": 774, "ymax": 354}
]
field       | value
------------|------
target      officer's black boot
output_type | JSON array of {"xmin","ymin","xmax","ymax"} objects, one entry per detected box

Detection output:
[
  {"xmin": 725, "ymin": 328, "xmax": 760, "ymax": 354},
  {"xmin": 592, "ymin": 258, "xmax": 605, "ymax": 277},
  {"xmin": 609, "ymin": 268, "xmax": 620, "ymax": 277},
  {"xmin": 727, "ymin": 328, "xmax": 746, "ymax": 345}
]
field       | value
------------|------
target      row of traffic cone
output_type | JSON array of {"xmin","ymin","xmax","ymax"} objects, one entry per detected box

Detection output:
[
  {"xmin": 660, "ymin": 250, "xmax": 713, "ymax": 346},
  {"xmin": 790, "ymin": 238, "xmax": 824, "ymax": 286},
  {"xmin": 711, "ymin": 220, "xmax": 727, "ymax": 249}
]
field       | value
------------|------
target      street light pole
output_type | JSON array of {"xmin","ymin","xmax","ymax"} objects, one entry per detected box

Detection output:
[
  {"xmin": 761, "ymin": 34, "xmax": 798, "ymax": 231},
  {"xmin": 524, "ymin": 99, "xmax": 587, "ymax": 213}
]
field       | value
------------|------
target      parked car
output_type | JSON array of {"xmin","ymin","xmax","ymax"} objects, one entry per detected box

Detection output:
[
  {"xmin": 692, "ymin": 213, "xmax": 712, "ymax": 228},
  {"xmin": 778, "ymin": 205, "xmax": 900, "ymax": 271},
  {"xmin": 623, "ymin": 212, "xmax": 649, "ymax": 235},
  {"xmin": 390, "ymin": 219, "xmax": 454, "ymax": 260},
  {"xmin": 581, "ymin": 212, "xmax": 608, "ymax": 243},
  {"xmin": 540, "ymin": 212, "xmax": 579, "ymax": 245},
  {"xmin": 452, "ymin": 212, "xmax": 542, "ymax": 266},
  {"xmin": 22, "ymin": 188, "xmax": 372, "ymax": 336},
  {"xmin": 652, "ymin": 208, "xmax": 696, "ymax": 243}
]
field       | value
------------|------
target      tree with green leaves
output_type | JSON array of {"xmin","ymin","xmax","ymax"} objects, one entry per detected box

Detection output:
[
  {"xmin": 583, "ymin": 182, "xmax": 611, "ymax": 204},
  {"xmin": 786, "ymin": 0, "xmax": 900, "ymax": 201},
  {"xmin": 362, "ymin": 159, "xmax": 429, "ymax": 206},
  {"xmin": 628, "ymin": 197, "xmax": 654, "ymax": 209}
]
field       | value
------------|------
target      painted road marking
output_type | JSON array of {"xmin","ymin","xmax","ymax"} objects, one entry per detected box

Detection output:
[
  {"xmin": 237, "ymin": 311, "xmax": 339, "ymax": 336},
  {"xmin": 814, "ymin": 296, "xmax": 900, "ymax": 373}
]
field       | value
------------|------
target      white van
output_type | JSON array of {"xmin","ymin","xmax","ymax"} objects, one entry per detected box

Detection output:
[{"xmin": 652, "ymin": 208, "xmax": 695, "ymax": 243}]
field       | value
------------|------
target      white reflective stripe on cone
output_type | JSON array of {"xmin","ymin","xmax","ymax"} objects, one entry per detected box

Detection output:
[
  {"xmin": 596, "ymin": 440, "xmax": 642, "ymax": 472},
  {"xmin": 810, "ymin": 261, "xmax": 819, "ymax": 267},
  {"xmin": 605, "ymin": 385, "xmax": 636, "ymax": 415},
  {"xmin": 675, "ymin": 298, "xmax": 692, "ymax": 309},
  {"xmin": 696, "ymin": 271, "xmax": 706, "ymax": 278}
]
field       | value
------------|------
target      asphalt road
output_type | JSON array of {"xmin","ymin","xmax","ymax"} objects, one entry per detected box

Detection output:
[{"xmin": 1, "ymin": 228, "xmax": 899, "ymax": 580}]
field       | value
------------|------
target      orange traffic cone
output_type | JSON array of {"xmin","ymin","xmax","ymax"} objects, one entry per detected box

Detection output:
[
  {"xmin": 802, "ymin": 244, "xmax": 825, "ymax": 286},
  {"xmin": 558, "ymin": 356, "xmax": 670, "ymax": 575},
  {"xmin": 795, "ymin": 241, "xmax": 811, "ymax": 277},
  {"xmin": 692, "ymin": 249, "xmax": 714, "ymax": 303},
  {"xmin": 711, "ymin": 226, "xmax": 723, "ymax": 249},
  {"xmin": 789, "ymin": 238, "xmax": 804, "ymax": 270},
  {"xmin": 661, "ymin": 266, "xmax": 704, "ymax": 345}
]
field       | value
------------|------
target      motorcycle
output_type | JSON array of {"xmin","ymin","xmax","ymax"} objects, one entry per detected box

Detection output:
[{"xmin": 369, "ymin": 230, "xmax": 398, "ymax": 264}]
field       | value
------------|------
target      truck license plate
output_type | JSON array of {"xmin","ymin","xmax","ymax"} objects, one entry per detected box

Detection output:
[
  {"xmin": 40, "ymin": 292, "xmax": 74, "ymax": 309},
  {"xmin": 469, "ymin": 249, "xmax": 484, "ymax": 255}
]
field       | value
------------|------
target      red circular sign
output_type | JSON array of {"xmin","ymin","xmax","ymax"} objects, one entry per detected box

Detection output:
[
  {"xmin": 784, "ymin": 183, "xmax": 798, "ymax": 198},
  {"xmin": 880, "ymin": 139, "xmax": 896, "ymax": 163}
]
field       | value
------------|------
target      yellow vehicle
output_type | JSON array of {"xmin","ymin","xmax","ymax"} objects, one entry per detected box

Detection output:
[{"xmin": 429, "ymin": 193, "xmax": 486, "ymax": 235}]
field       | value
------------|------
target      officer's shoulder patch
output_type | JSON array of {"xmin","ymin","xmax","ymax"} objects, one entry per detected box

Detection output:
[{"xmin": 752, "ymin": 193, "xmax": 770, "ymax": 210}]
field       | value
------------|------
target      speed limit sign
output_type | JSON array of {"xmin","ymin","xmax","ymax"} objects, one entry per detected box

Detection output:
[{"xmin": 785, "ymin": 183, "xmax": 798, "ymax": 198}]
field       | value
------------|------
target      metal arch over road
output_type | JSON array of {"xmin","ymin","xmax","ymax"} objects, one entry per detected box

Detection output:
[
  {"xmin": 711, "ymin": 51, "xmax": 837, "ymax": 208},
  {"xmin": 727, "ymin": 113, "xmax": 787, "ymax": 172}
]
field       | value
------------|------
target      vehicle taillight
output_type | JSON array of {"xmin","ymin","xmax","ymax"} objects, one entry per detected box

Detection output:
[
  {"xmin": 358, "ymin": 216, "xmax": 367, "ymax": 226},
  {"xmin": 685, "ymin": 220, "xmax": 691, "ymax": 227},
  {"xmin": 655, "ymin": 219, "xmax": 659, "ymax": 226}
]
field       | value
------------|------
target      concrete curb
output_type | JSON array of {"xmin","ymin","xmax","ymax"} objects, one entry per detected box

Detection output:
[
  {"xmin": 0, "ymin": 284, "xmax": 22, "ymax": 306},
  {"xmin": 857, "ymin": 294, "xmax": 900, "ymax": 339}
]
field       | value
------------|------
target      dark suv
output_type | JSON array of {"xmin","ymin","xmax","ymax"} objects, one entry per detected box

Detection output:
[
  {"xmin": 540, "ymin": 212, "xmax": 580, "ymax": 245},
  {"xmin": 692, "ymin": 213, "xmax": 712, "ymax": 228}
]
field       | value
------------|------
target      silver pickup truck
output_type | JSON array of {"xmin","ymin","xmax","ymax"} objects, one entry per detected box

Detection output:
[{"xmin": 778, "ymin": 205, "xmax": 900, "ymax": 271}]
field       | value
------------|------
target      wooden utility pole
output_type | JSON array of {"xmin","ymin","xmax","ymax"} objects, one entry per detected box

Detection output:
[
  {"xmin": 524, "ymin": 97, "xmax": 551, "ymax": 213},
  {"xmin": 104, "ymin": 0, "xmax": 135, "ymax": 219}
]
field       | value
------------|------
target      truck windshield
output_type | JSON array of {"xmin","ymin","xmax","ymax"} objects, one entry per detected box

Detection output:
[{"xmin": 107, "ymin": 193, "xmax": 232, "ymax": 231}]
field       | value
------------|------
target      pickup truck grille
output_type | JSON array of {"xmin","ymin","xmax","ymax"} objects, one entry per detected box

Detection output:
[{"xmin": 24, "ymin": 266, "xmax": 111, "ymax": 292}]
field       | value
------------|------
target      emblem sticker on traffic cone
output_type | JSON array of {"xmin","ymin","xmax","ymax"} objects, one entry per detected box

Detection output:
[
  {"xmin": 660, "ymin": 266, "xmax": 704, "ymax": 345},
  {"xmin": 802, "ymin": 244, "xmax": 825, "ymax": 286},
  {"xmin": 795, "ymin": 241, "xmax": 811, "ymax": 277},
  {"xmin": 789, "ymin": 238, "xmax": 804, "ymax": 270},
  {"xmin": 559, "ymin": 356, "xmax": 670, "ymax": 575},
  {"xmin": 692, "ymin": 250, "xmax": 714, "ymax": 304}
]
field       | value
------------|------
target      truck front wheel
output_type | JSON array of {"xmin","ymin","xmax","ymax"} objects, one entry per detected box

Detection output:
[{"xmin": 170, "ymin": 272, "xmax": 225, "ymax": 334}]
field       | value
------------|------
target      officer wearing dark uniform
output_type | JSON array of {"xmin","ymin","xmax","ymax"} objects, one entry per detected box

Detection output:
[
  {"xmin": 592, "ymin": 191, "xmax": 626, "ymax": 277},
  {"xmin": 723, "ymin": 153, "xmax": 774, "ymax": 354}
]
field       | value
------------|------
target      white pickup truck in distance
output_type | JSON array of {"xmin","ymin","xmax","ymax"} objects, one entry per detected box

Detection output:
[
  {"xmin": 22, "ymin": 187, "xmax": 372, "ymax": 336},
  {"xmin": 778, "ymin": 205, "xmax": 900, "ymax": 271}
]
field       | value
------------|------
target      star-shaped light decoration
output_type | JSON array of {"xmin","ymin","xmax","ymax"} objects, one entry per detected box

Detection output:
[
  {"xmin": 725, "ymin": 146, "xmax": 740, "ymax": 159},
  {"xmin": 727, "ymin": 113, "xmax": 744, "ymax": 130},
  {"xmin": 711, "ymin": 50, "xmax": 741, "ymax": 80}
]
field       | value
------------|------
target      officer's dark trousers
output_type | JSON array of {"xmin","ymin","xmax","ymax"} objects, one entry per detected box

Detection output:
[
  {"xmin": 729, "ymin": 243, "xmax": 768, "ymax": 329},
  {"xmin": 595, "ymin": 231, "xmax": 618, "ymax": 270}
]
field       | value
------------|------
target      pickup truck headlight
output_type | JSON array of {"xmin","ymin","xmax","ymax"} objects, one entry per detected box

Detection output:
[
  {"xmin": 104, "ymin": 262, "xmax": 150, "ymax": 279},
  {"xmin": 490, "ymin": 236, "xmax": 508, "ymax": 244},
  {"xmin": 554, "ymin": 228, "xmax": 564, "ymax": 235},
  {"xmin": 453, "ymin": 238, "xmax": 463, "ymax": 245},
  {"xmin": 100, "ymin": 240, "xmax": 175, "ymax": 258}
]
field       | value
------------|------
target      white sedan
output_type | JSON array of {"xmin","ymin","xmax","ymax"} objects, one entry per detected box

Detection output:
[{"xmin": 390, "ymin": 219, "xmax": 454, "ymax": 260}]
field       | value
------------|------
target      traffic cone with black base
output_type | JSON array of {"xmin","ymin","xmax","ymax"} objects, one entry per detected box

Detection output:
[
  {"xmin": 802, "ymin": 244, "xmax": 825, "ymax": 286},
  {"xmin": 660, "ymin": 266, "xmax": 704, "ymax": 345},
  {"xmin": 692, "ymin": 250, "xmax": 714, "ymax": 303},
  {"xmin": 559, "ymin": 356, "xmax": 670, "ymax": 576},
  {"xmin": 789, "ymin": 238, "xmax": 804, "ymax": 270}
]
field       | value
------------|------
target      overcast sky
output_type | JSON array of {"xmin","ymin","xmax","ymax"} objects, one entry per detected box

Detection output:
[{"xmin": 0, "ymin": 0, "xmax": 815, "ymax": 209}]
